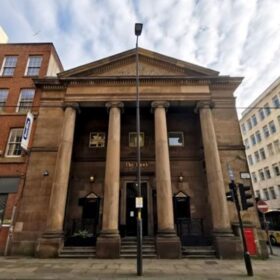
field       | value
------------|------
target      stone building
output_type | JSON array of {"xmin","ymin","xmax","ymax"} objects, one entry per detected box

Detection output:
[
  {"xmin": 11, "ymin": 48, "xmax": 267, "ymax": 258},
  {"xmin": 240, "ymin": 77, "xmax": 280, "ymax": 210},
  {"xmin": 0, "ymin": 43, "xmax": 63, "ymax": 254}
]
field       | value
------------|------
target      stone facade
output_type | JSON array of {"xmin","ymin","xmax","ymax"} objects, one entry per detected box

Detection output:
[{"xmin": 10, "ymin": 48, "xmax": 267, "ymax": 258}]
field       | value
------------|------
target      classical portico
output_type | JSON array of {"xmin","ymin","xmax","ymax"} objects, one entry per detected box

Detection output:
[{"xmin": 12, "ymin": 48, "xmax": 267, "ymax": 259}]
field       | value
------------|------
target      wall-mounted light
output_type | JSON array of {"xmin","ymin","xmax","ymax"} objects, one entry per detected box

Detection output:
[
  {"xmin": 178, "ymin": 174, "xmax": 184, "ymax": 182},
  {"xmin": 89, "ymin": 176, "xmax": 95, "ymax": 183},
  {"xmin": 43, "ymin": 170, "xmax": 49, "ymax": 176}
]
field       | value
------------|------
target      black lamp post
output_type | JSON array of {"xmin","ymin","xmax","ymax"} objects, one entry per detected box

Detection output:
[{"xmin": 135, "ymin": 22, "xmax": 143, "ymax": 276}]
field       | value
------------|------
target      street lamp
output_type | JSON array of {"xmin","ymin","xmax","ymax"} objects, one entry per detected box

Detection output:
[{"xmin": 135, "ymin": 22, "xmax": 143, "ymax": 276}]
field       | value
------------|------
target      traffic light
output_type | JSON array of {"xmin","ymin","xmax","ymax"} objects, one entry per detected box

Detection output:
[
  {"xmin": 226, "ymin": 182, "xmax": 235, "ymax": 202},
  {"xmin": 226, "ymin": 190, "xmax": 234, "ymax": 202},
  {"xmin": 239, "ymin": 184, "xmax": 254, "ymax": 210}
]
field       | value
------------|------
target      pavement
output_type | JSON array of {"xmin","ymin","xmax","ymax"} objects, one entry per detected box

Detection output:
[{"xmin": 0, "ymin": 253, "xmax": 279, "ymax": 280}]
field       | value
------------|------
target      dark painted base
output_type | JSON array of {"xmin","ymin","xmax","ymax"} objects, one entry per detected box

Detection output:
[
  {"xmin": 96, "ymin": 231, "xmax": 120, "ymax": 258},
  {"xmin": 156, "ymin": 231, "xmax": 181, "ymax": 259},
  {"xmin": 35, "ymin": 232, "xmax": 63, "ymax": 258},
  {"xmin": 214, "ymin": 235, "xmax": 243, "ymax": 259}
]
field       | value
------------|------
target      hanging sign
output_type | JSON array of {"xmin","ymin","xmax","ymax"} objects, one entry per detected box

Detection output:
[{"xmin": 21, "ymin": 111, "xmax": 34, "ymax": 151}]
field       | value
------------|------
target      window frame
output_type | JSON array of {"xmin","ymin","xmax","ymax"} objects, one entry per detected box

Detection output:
[
  {"xmin": 268, "ymin": 120, "xmax": 276, "ymax": 134},
  {"xmin": 25, "ymin": 55, "xmax": 43, "ymax": 76},
  {"xmin": 0, "ymin": 56, "xmax": 18, "ymax": 76},
  {"xmin": 0, "ymin": 89, "xmax": 9, "ymax": 112},
  {"xmin": 16, "ymin": 88, "xmax": 35, "ymax": 113},
  {"xmin": 5, "ymin": 128, "xmax": 23, "ymax": 157},
  {"xmin": 168, "ymin": 131, "xmax": 184, "ymax": 147},
  {"xmin": 263, "ymin": 125, "xmax": 270, "ymax": 138},
  {"xmin": 89, "ymin": 132, "xmax": 106, "ymax": 148},
  {"xmin": 251, "ymin": 114, "xmax": 257, "ymax": 126},
  {"xmin": 272, "ymin": 95, "xmax": 280, "ymax": 108}
]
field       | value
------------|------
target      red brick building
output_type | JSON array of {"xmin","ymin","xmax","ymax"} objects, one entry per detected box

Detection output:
[{"xmin": 0, "ymin": 43, "xmax": 63, "ymax": 254}]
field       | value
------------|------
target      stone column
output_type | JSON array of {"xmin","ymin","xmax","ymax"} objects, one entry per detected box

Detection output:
[
  {"xmin": 36, "ymin": 104, "xmax": 77, "ymax": 258},
  {"xmin": 152, "ymin": 101, "xmax": 181, "ymax": 258},
  {"xmin": 96, "ymin": 102, "xmax": 123, "ymax": 258},
  {"xmin": 198, "ymin": 102, "xmax": 242, "ymax": 258}
]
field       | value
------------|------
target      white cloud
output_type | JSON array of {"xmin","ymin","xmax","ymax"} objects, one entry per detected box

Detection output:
[{"xmin": 1, "ymin": 0, "xmax": 280, "ymax": 116}]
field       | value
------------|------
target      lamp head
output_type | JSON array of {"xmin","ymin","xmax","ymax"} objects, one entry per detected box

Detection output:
[{"xmin": 135, "ymin": 23, "xmax": 143, "ymax": 36}]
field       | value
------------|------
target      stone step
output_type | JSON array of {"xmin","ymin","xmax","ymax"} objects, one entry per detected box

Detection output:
[
  {"xmin": 59, "ymin": 253, "xmax": 96, "ymax": 258},
  {"xmin": 181, "ymin": 246, "xmax": 216, "ymax": 259}
]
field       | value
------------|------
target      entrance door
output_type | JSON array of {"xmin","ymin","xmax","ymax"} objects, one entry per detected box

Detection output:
[{"xmin": 126, "ymin": 182, "xmax": 148, "ymax": 236}]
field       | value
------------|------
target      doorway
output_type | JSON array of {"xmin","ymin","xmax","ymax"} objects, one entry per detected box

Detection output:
[{"xmin": 126, "ymin": 182, "xmax": 148, "ymax": 236}]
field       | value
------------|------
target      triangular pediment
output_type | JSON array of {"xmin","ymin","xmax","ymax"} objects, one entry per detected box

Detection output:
[{"xmin": 59, "ymin": 48, "xmax": 219, "ymax": 78}]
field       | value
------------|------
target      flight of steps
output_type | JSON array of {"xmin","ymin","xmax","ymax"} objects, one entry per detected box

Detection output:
[
  {"xmin": 181, "ymin": 246, "xmax": 216, "ymax": 258},
  {"xmin": 59, "ymin": 246, "xmax": 96, "ymax": 258},
  {"xmin": 120, "ymin": 237, "xmax": 157, "ymax": 258}
]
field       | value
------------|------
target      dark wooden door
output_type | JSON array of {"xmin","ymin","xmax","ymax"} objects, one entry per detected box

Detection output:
[{"xmin": 126, "ymin": 182, "xmax": 148, "ymax": 236}]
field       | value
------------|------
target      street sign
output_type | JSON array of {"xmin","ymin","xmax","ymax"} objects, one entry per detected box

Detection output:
[
  {"xmin": 257, "ymin": 200, "xmax": 269, "ymax": 213},
  {"xmin": 240, "ymin": 172, "xmax": 251, "ymax": 179},
  {"xmin": 135, "ymin": 197, "xmax": 143, "ymax": 208}
]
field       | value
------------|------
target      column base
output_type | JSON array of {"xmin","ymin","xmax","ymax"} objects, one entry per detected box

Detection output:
[
  {"xmin": 35, "ymin": 231, "xmax": 64, "ymax": 258},
  {"xmin": 96, "ymin": 230, "xmax": 120, "ymax": 258},
  {"xmin": 213, "ymin": 230, "xmax": 243, "ymax": 259},
  {"xmin": 156, "ymin": 229, "xmax": 181, "ymax": 259}
]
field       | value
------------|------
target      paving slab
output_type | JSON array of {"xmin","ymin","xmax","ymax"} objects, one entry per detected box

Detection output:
[{"xmin": 0, "ymin": 256, "xmax": 279, "ymax": 279}]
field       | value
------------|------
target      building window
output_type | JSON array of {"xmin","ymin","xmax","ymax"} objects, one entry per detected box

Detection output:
[
  {"xmin": 252, "ymin": 172, "xmax": 257, "ymax": 183},
  {"xmin": 89, "ymin": 132, "xmax": 106, "ymax": 148},
  {"xmin": 255, "ymin": 190, "xmax": 260, "ymax": 199},
  {"xmin": 269, "ymin": 187, "xmax": 277, "ymax": 200},
  {"xmin": 259, "ymin": 108, "xmax": 265, "ymax": 120},
  {"xmin": 17, "ymin": 89, "xmax": 35, "ymax": 113},
  {"xmin": 244, "ymin": 139, "xmax": 250, "ymax": 149},
  {"xmin": 0, "ymin": 89, "xmax": 8, "ymax": 112},
  {"xmin": 248, "ymin": 155, "xmax": 253, "ymax": 165},
  {"xmin": 241, "ymin": 123, "xmax": 246, "ymax": 134},
  {"xmin": 25, "ymin": 56, "xmax": 42, "ymax": 76},
  {"xmin": 168, "ymin": 132, "xmax": 184, "ymax": 147},
  {"xmin": 278, "ymin": 185, "xmax": 280, "ymax": 198},
  {"xmin": 5, "ymin": 128, "xmax": 23, "ymax": 157},
  {"xmin": 274, "ymin": 140, "xmax": 280, "ymax": 153},
  {"xmin": 251, "ymin": 114, "xmax": 257, "ymax": 126},
  {"xmin": 255, "ymin": 131, "xmax": 262, "ymax": 143},
  {"xmin": 263, "ymin": 125, "xmax": 270, "ymax": 138},
  {"xmin": 264, "ymin": 103, "xmax": 271, "ymax": 116},
  {"xmin": 0, "ymin": 194, "xmax": 8, "ymax": 225},
  {"xmin": 268, "ymin": 120, "xmax": 276, "ymax": 134},
  {"xmin": 0, "ymin": 56, "xmax": 17, "ymax": 76},
  {"xmin": 254, "ymin": 151, "xmax": 260, "ymax": 162},
  {"xmin": 247, "ymin": 119, "xmax": 252, "ymax": 130},
  {"xmin": 250, "ymin": 134, "xmax": 256, "ymax": 146},
  {"xmin": 258, "ymin": 169, "xmax": 265, "ymax": 181},
  {"xmin": 264, "ymin": 167, "xmax": 271, "ymax": 179},
  {"xmin": 272, "ymin": 95, "xmax": 280, "ymax": 108},
  {"xmin": 272, "ymin": 164, "xmax": 280, "ymax": 177},
  {"xmin": 259, "ymin": 148, "xmax": 266, "ymax": 160},
  {"xmin": 263, "ymin": 188, "xmax": 270, "ymax": 200},
  {"xmin": 267, "ymin": 143, "xmax": 274, "ymax": 156},
  {"xmin": 129, "ymin": 132, "xmax": 144, "ymax": 147}
]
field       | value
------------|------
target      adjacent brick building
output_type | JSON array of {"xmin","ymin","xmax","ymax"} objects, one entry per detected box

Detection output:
[{"xmin": 0, "ymin": 43, "xmax": 63, "ymax": 254}]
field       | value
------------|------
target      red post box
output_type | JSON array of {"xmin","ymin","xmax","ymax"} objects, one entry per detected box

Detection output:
[{"xmin": 244, "ymin": 227, "xmax": 257, "ymax": 255}]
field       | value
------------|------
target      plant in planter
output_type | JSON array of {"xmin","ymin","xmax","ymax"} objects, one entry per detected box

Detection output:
[
  {"xmin": 73, "ymin": 230, "xmax": 93, "ymax": 239},
  {"xmin": 65, "ymin": 230, "xmax": 95, "ymax": 246}
]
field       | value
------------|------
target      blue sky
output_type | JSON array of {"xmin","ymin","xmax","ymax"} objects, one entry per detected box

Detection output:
[{"xmin": 1, "ymin": 0, "xmax": 280, "ymax": 114}]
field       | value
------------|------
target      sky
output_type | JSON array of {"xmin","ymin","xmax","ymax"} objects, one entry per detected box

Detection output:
[{"xmin": 1, "ymin": 0, "xmax": 280, "ymax": 115}]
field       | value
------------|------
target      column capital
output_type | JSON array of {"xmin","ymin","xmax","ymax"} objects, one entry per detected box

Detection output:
[
  {"xmin": 63, "ymin": 102, "xmax": 80, "ymax": 112},
  {"xmin": 105, "ymin": 102, "xmax": 124, "ymax": 111},
  {"xmin": 195, "ymin": 101, "xmax": 215, "ymax": 112},
  {"xmin": 151, "ymin": 101, "xmax": 169, "ymax": 111}
]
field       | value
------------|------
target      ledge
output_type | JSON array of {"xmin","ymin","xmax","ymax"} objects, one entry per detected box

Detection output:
[{"xmin": 0, "ymin": 157, "xmax": 26, "ymax": 164}]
